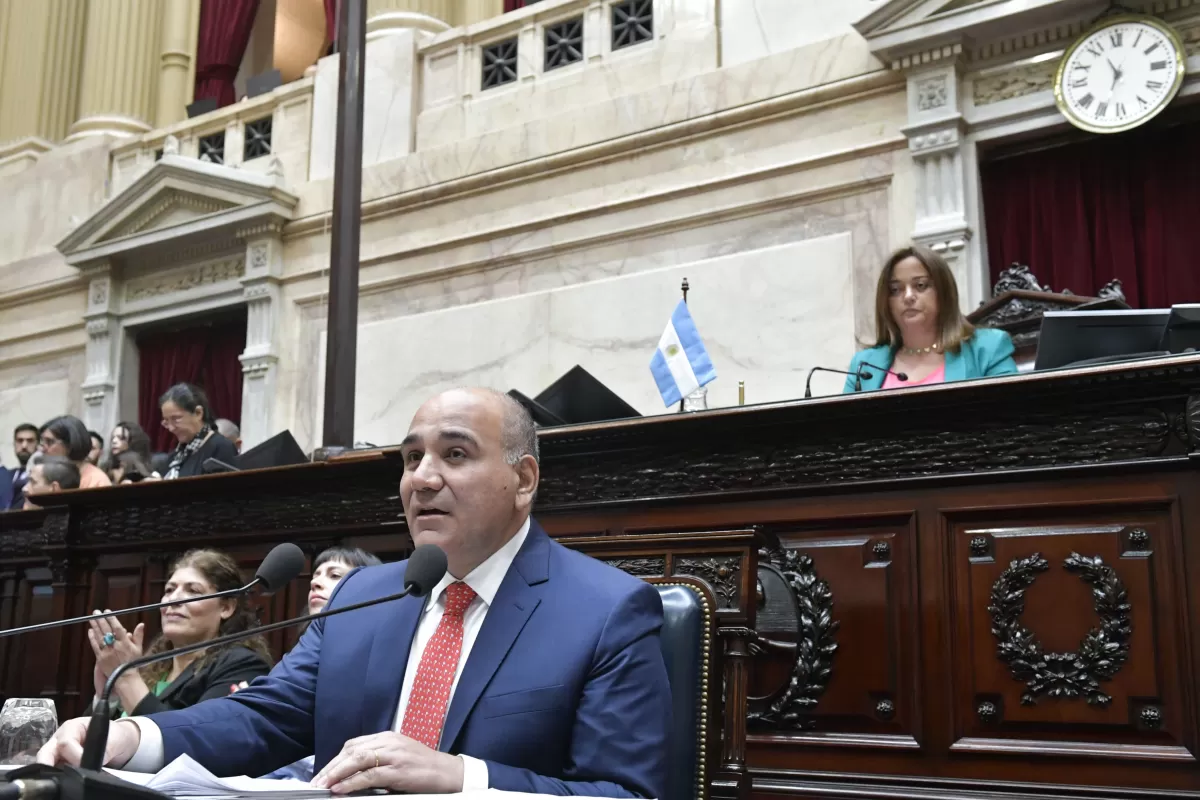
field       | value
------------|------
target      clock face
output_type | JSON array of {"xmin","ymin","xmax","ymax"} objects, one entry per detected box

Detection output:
[{"xmin": 1055, "ymin": 16, "xmax": 1186, "ymax": 134}]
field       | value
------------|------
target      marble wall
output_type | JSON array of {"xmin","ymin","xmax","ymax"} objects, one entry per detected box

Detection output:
[
  {"xmin": 720, "ymin": 0, "xmax": 881, "ymax": 68},
  {"xmin": 0, "ymin": 0, "xmax": 915, "ymax": 455},
  {"xmin": 0, "ymin": 380, "xmax": 71, "ymax": 467},
  {"xmin": 309, "ymin": 234, "xmax": 857, "ymax": 447}
]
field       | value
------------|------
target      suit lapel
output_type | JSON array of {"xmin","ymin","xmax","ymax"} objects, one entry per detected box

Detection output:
[
  {"xmin": 361, "ymin": 593, "xmax": 424, "ymax": 735},
  {"xmin": 439, "ymin": 524, "xmax": 550, "ymax": 751},
  {"xmin": 157, "ymin": 660, "xmax": 199, "ymax": 704},
  {"xmin": 944, "ymin": 347, "xmax": 967, "ymax": 382}
]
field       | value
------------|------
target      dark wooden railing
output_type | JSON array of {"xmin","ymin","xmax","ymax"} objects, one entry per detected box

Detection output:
[{"xmin": 5, "ymin": 353, "xmax": 1200, "ymax": 799}]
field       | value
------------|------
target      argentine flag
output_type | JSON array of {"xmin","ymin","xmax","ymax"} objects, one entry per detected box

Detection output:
[{"xmin": 650, "ymin": 300, "xmax": 717, "ymax": 407}]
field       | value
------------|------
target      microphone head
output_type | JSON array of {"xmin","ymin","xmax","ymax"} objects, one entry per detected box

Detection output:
[
  {"xmin": 896, "ymin": 372, "xmax": 909, "ymax": 381},
  {"xmin": 255, "ymin": 543, "xmax": 306, "ymax": 594},
  {"xmin": 404, "ymin": 545, "xmax": 448, "ymax": 597}
]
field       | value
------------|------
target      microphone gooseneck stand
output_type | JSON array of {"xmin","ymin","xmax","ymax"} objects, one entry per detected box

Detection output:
[
  {"xmin": 0, "ymin": 543, "xmax": 305, "ymax": 640},
  {"xmin": 0, "ymin": 543, "xmax": 310, "ymax": 800},
  {"xmin": 79, "ymin": 544, "xmax": 449, "ymax": 772}
]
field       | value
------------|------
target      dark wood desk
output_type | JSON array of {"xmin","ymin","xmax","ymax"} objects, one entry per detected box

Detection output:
[{"xmin": 4, "ymin": 354, "xmax": 1200, "ymax": 799}]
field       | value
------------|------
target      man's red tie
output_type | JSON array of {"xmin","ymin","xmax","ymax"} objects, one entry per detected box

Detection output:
[{"xmin": 401, "ymin": 582, "xmax": 477, "ymax": 749}]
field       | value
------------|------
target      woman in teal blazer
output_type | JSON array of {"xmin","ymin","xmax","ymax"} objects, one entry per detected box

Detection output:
[{"xmin": 844, "ymin": 245, "xmax": 1017, "ymax": 393}]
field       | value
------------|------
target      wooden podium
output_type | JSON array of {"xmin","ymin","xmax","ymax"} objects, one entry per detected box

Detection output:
[{"xmin": 4, "ymin": 352, "xmax": 1200, "ymax": 799}]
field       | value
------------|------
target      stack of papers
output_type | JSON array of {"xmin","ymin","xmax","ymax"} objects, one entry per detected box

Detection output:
[{"xmin": 107, "ymin": 754, "xmax": 329, "ymax": 799}]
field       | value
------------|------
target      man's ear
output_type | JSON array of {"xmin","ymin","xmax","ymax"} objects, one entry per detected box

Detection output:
[
  {"xmin": 514, "ymin": 454, "xmax": 539, "ymax": 510},
  {"xmin": 49, "ymin": 481, "xmax": 62, "ymax": 493}
]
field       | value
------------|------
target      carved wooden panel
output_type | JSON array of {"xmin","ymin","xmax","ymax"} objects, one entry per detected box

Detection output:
[
  {"xmin": 949, "ymin": 510, "xmax": 1191, "ymax": 761},
  {"xmin": 747, "ymin": 520, "xmax": 917, "ymax": 749}
]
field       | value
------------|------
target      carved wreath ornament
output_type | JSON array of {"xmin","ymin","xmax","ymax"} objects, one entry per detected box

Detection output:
[
  {"xmin": 988, "ymin": 552, "xmax": 1132, "ymax": 707},
  {"xmin": 748, "ymin": 550, "xmax": 839, "ymax": 728}
]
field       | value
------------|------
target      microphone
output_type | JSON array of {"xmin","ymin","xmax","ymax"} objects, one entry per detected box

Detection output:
[
  {"xmin": 0, "ymin": 543, "xmax": 305, "ymax": 639},
  {"xmin": 78, "ymin": 544, "xmax": 449, "ymax": 772},
  {"xmin": 804, "ymin": 366, "xmax": 868, "ymax": 397},
  {"xmin": 859, "ymin": 361, "xmax": 908, "ymax": 385}
]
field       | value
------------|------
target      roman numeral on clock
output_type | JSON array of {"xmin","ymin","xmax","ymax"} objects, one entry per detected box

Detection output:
[
  {"xmin": 1096, "ymin": 101, "xmax": 1108, "ymax": 117},
  {"xmin": 1150, "ymin": 61, "xmax": 1168, "ymax": 70},
  {"xmin": 1115, "ymin": 102, "xmax": 1126, "ymax": 118},
  {"xmin": 1147, "ymin": 79, "xmax": 1164, "ymax": 91},
  {"xmin": 1071, "ymin": 76, "xmax": 1087, "ymax": 88},
  {"xmin": 1137, "ymin": 95, "xmax": 1149, "ymax": 108},
  {"xmin": 1085, "ymin": 42, "xmax": 1104, "ymax": 58},
  {"xmin": 1133, "ymin": 31, "xmax": 1143, "ymax": 48},
  {"xmin": 1145, "ymin": 41, "xmax": 1160, "ymax": 55},
  {"xmin": 1110, "ymin": 31, "xmax": 1123, "ymax": 47},
  {"xmin": 1078, "ymin": 93, "xmax": 1094, "ymax": 109}
]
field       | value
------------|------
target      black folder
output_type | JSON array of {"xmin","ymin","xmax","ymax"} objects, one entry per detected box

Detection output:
[
  {"xmin": 509, "ymin": 366, "xmax": 641, "ymax": 427},
  {"xmin": 236, "ymin": 430, "xmax": 309, "ymax": 471}
]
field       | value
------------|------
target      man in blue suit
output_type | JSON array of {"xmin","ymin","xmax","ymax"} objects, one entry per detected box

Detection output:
[
  {"xmin": 39, "ymin": 388, "xmax": 671, "ymax": 798},
  {"xmin": 6, "ymin": 424, "xmax": 37, "ymax": 510}
]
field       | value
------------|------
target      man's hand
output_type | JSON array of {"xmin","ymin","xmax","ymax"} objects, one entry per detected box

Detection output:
[
  {"xmin": 311, "ymin": 732, "xmax": 464, "ymax": 795},
  {"xmin": 36, "ymin": 717, "xmax": 142, "ymax": 768}
]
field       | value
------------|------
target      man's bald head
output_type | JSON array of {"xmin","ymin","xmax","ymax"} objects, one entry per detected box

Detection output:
[
  {"xmin": 470, "ymin": 388, "xmax": 539, "ymax": 467},
  {"xmin": 399, "ymin": 387, "xmax": 541, "ymax": 577}
]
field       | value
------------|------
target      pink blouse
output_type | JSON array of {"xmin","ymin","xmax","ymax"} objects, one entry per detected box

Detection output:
[{"xmin": 884, "ymin": 364, "xmax": 944, "ymax": 389}]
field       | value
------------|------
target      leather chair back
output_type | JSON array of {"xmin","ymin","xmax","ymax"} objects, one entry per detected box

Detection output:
[{"xmin": 653, "ymin": 583, "xmax": 711, "ymax": 800}]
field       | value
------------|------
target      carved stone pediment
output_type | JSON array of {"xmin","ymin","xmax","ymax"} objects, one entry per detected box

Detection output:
[
  {"xmin": 854, "ymin": 0, "xmax": 1095, "ymax": 68},
  {"xmin": 56, "ymin": 155, "xmax": 298, "ymax": 269},
  {"xmin": 104, "ymin": 189, "xmax": 240, "ymax": 240}
]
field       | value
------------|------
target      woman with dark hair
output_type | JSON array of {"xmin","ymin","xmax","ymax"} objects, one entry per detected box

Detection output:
[
  {"xmin": 39, "ymin": 415, "xmax": 111, "ymax": 488},
  {"xmin": 260, "ymin": 546, "xmax": 383, "ymax": 781},
  {"xmin": 107, "ymin": 421, "xmax": 159, "ymax": 480},
  {"xmin": 306, "ymin": 546, "xmax": 383, "ymax": 616},
  {"xmin": 87, "ymin": 431, "xmax": 104, "ymax": 466},
  {"xmin": 159, "ymin": 383, "xmax": 238, "ymax": 479},
  {"xmin": 109, "ymin": 421, "xmax": 153, "ymax": 462},
  {"xmin": 87, "ymin": 549, "xmax": 272, "ymax": 717},
  {"xmin": 844, "ymin": 245, "xmax": 1017, "ymax": 392},
  {"xmin": 109, "ymin": 451, "xmax": 156, "ymax": 484}
]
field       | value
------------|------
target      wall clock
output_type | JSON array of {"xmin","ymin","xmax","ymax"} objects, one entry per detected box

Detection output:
[{"xmin": 1054, "ymin": 14, "xmax": 1186, "ymax": 134}]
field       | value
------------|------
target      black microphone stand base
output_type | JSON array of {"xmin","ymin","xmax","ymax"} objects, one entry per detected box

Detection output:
[{"xmin": 5, "ymin": 764, "xmax": 168, "ymax": 800}]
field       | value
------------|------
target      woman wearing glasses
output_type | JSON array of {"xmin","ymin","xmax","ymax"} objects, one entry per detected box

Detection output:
[
  {"xmin": 38, "ymin": 415, "xmax": 111, "ymax": 489},
  {"xmin": 159, "ymin": 383, "xmax": 239, "ymax": 479}
]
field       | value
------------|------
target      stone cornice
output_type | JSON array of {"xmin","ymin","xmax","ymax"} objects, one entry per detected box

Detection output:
[
  {"xmin": 855, "ymin": 0, "xmax": 1104, "ymax": 70},
  {"xmin": 57, "ymin": 155, "xmax": 299, "ymax": 269}
]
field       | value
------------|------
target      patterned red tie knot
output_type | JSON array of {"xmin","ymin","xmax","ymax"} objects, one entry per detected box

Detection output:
[{"xmin": 444, "ymin": 582, "xmax": 476, "ymax": 617}]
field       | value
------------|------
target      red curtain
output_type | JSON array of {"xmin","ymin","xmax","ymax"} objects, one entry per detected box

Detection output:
[
  {"xmin": 504, "ymin": 0, "xmax": 530, "ymax": 10},
  {"xmin": 200, "ymin": 325, "xmax": 247, "ymax": 440},
  {"xmin": 981, "ymin": 119, "xmax": 1200, "ymax": 308},
  {"xmin": 323, "ymin": 0, "xmax": 336, "ymax": 46},
  {"xmin": 138, "ymin": 322, "xmax": 247, "ymax": 452},
  {"xmin": 194, "ymin": 0, "xmax": 262, "ymax": 108}
]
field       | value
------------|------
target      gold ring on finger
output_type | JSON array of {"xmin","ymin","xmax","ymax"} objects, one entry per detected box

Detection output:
[{"xmin": 373, "ymin": 749, "xmax": 379, "ymax": 770}]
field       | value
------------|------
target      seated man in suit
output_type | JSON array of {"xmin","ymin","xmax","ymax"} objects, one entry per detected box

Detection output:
[{"xmin": 39, "ymin": 388, "xmax": 671, "ymax": 798}]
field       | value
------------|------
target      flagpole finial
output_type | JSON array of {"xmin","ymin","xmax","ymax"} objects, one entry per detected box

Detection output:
[{"xmin": 681, "ymin": 277, "xmax": 689, "ymax": 304}]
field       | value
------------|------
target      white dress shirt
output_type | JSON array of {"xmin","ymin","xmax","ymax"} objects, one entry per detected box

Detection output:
[{"xmin": 124, "ymin": 517, "xmax": 532, "ymax": 791}]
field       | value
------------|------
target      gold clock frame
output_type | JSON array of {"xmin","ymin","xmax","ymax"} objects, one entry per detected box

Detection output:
[{"xmin": 1053, "ymin": 13, "xmax": 1187, "ymax": 135}]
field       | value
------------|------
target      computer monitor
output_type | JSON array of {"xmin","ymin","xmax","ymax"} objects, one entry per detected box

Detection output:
[
  {"xmin": 1034, "ymin": 309, "xmax": 1171, "ymax": 371},
  {"xmin": 1159, "ymin": 304, "xmax": 1200, "ymax": 354}
]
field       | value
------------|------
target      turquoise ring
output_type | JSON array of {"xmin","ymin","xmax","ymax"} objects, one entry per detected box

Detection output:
[{"xmin": 102, "ymin": 632, "xmax": 115, "ymax": 647}]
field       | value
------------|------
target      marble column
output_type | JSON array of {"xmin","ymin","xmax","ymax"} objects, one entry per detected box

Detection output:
[
  {"xmin": 81, "ymin": 265, "xmax": 121, "ymax": 436},
  {"xmin": 69, "ymin": 0, "xmax": 164, "ymax": 140},
  {"xmin": 367, "ymin": 0, "xmax": 459, "ymax": 38},
  {"xmin": 900, "ymin": 56, "xmax": 986, "ymax": 310},
  {"xmin": 238, "ymin": 226, "xmax": 285, "ymax": 450},
  {"xmin": 156, "ymin": 0, "xmax": 199, "ymax": 127},
  {"xmin": 0, "ymin": 0, "xmax": 87, "ymax": 147}
]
